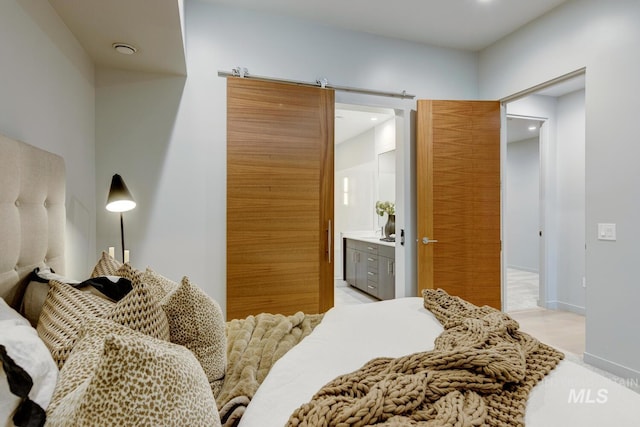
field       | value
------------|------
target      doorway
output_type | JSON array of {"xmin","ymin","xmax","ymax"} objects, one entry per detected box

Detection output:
[
  {"xmin": 333, "ymin": 103, "xmax": 398, "ymax": 304},
  {"xmin": 503, "ymin": 73, "xmax": 586, "ymax": 318},
  {"xmin": 505, "ymin": 116, "xmax": 543, "ymax": 312}
]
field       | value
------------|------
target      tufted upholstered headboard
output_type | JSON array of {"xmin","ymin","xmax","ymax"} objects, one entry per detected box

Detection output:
[{"xmin": 0, "ymin": 133, "xmax": 65, "ymax": 308}]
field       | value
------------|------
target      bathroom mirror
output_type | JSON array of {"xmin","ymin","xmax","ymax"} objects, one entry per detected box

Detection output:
[{"xmin": 377, "ymin": 149, "xmax": 396, "ymax": 228}]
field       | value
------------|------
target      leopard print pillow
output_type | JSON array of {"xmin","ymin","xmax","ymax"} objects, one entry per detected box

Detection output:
[
  {"xmin": 47, "ymin": 317, "xmax": 221, "ymax": 426},
  {"xmin": 161, "ymin": 276, "xmax": 226, "ymax": 397}
]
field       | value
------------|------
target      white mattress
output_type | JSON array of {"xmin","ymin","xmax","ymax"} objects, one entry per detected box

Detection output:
[{"xmin": 239, "ymin": 297, "xmax": 640, "ymax": 426}]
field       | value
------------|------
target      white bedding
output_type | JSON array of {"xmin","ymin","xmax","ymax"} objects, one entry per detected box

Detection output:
[{"xmin": 240, "ymin": 297, "xmax": 640, "ymax": 426}]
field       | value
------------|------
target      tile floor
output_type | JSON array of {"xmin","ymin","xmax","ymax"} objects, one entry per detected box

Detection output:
[
  {"xmin": 505, "ymin": 268, "xmax": 539, "ymax": 312},
  {"xmin": 334, "ymin": 279, "xmax": 378, "ymax": 305},
  {"xmin": 504, "ymin": 268, "xmax": 586, "ymax": 356}
]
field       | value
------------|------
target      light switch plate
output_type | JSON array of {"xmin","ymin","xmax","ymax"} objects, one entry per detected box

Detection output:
[{"xmin": 597, "ymin": 223, "xmax": 616, "ymax": 241}]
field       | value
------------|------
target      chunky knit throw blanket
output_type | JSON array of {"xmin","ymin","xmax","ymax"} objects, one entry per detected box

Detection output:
[
  {"xmin": 287, "ymin": 289, "xmax": 564, "ymax": 427},
  {"xmin": 216, "ymin": 311, "xmax": 323, "ymax": 427}
]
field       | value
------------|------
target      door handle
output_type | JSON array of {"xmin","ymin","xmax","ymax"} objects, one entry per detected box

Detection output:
[
  {"xmin": 422, "ymin": 237, "xmax": 438, "ymax": 245},
  {"xmin": 327, "ymin": 220, "xmax": 332, "ymax": 263}
]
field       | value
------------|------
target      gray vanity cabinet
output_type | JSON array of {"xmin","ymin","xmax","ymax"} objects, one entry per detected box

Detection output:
[
  {"xmin": 345, "ymin": 239, "xmax": 375, "ymax": 295},
  {"xmin": 344, "ymin": 238, "xmax": 395, "ymax": 300},
  {"xmin": 377, "ymin": 245, "xmax": 395, "ymax": 300}
]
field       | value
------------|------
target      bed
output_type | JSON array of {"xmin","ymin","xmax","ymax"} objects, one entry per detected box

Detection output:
[
  {"xmin": 241, "ymin": 297, "xmax": 640, "ymax": 426},
  {"xmin": 1, "ymin": 133, "xmax": 639, "ymax": 427}
]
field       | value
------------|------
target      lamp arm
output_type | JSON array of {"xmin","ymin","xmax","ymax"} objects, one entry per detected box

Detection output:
[{"xmin": 120, "ymin": 212, "xmax": 125, "ymax": 262}]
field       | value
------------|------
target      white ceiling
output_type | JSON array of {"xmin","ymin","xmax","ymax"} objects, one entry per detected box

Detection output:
[
  {"xmin": 47, "ymin": 0, "xmax": 571, "ymax": 75},
  {"xmin": 200, "ymin": 0, "xmax": 570, "ymax": 51},
  {"xmin": 45, "ymin": 2, "xmax": 581, "ymax": 150},
  {"xmin": 48, "ymin": 0, "xmax": 186, "ymax": 75}
]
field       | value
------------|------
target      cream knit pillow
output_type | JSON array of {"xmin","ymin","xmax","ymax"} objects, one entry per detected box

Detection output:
[
  {"xmin": 106, "ymin": 264, "xmax": 170, "ymax": 341},
  {"xmin": 89, "ymin": 251, "xmax": 122, "ymax": 277},
  {"xmin": 36, "ymin": 281, "xmax": 114, "ymax": 368},
  {"xmin": 37, "ymin": 264, "xmax": 169, "ymax": 368}
]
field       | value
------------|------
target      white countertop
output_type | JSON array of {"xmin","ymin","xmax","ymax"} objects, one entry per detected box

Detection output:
[{"xmin": 341, "ymin": 232, "xmax": 396, "ymax": 247}]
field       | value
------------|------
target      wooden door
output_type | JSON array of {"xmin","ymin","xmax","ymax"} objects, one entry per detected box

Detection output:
[
  {"xmin": 416, "ymin": 100, "xmax": 501, "ymax": 309},
  {"xmin": 226, "ymin": 77, "xmax": 334, "ymax": 319}
]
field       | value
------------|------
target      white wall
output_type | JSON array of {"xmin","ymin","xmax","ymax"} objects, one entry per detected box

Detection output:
[
  {"xmin": 555, "ymin": 89, "xmax": 586, "ymax": 312},
  {"xmin": 480, "ymin": 0, "xmax": 640, "ymax": 379},
  {"xmin": 506, "ymin": 137, "xmax": 539, "ymax": 272},
  {"xmin": 95, "ymin": 0, "xmax": 479, "ymax": 313},
  {"xmin": 335, "ymin": 128, "xmax": 377, "ymax": 235},
  {"xmin": 95, "ymin": 69, "xmax": 190, "ymax": 279},
  {"xmin": 0, "ymin": 0, "xmax": 96, "ymax": 278}
]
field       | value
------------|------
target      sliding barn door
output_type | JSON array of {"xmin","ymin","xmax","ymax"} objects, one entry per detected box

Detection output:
[
  {"xmin": 416, "ymin": 100, "xmax": 501, "ymax": 309},
  {"xmin": 226, "ymin": 77, "xmax": 334, "ymax": 320}
]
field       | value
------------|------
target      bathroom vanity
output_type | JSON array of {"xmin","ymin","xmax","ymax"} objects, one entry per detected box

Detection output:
[{"xmin": 343, "ymin": 236, "xmax": 395, "ymax": 300}]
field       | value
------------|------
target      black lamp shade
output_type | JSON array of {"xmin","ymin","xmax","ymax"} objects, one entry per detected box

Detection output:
[{"xmin": 106, "ymin": 174, "xmax": 136, "ymax": 212}]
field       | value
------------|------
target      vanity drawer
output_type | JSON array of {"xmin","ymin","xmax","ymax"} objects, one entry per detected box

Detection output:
[
  {"xmin": 366, "ymin": 280, "xmax": 378, "ymax": 297},
  {"xmin": 363, "ymin": 243, "xmax": 378, "ymax": 255},
  {"xmin": 366, "ymin": 254, "xmax": 378, "ymax": 270}
]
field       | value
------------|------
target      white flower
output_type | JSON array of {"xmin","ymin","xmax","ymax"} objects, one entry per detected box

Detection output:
[{"xmin": 375, "ymin": 201, "xmax": 395, "ymax": 216}]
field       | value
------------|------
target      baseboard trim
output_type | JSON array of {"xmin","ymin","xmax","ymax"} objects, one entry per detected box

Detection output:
[
  {"xmin": 583, "ymin": 351, "xmax": 640, "ymax": 383},
  {"xmin": 543, "ymin": 300, "xmax": 585, "ymax": 315},
  {"xmin": 506, "ymin": 265, "xmax": 539, "ymax": 274},
  {"xmin": 556, "ymin": 301, "xmax": 585, "ymax": 316}
]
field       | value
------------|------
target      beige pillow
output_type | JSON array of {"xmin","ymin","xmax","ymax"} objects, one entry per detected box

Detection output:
[
  {"xmin": 90, "ymin": 251, "xmax": 123, "ymax": 277},
  {"xmin": 161, "ymin": 276, "xmax": 227, "ymax": 396},
  {"xmin": 37, "ymin": 281, "xmax": 114, "ymax": 368},
  {"xmin": 37, "ymin": 264, "xmax": 169, "ymax": 368},
  {"xmin": 47, "ymin": 318, "xmax": 221, "ymax": 427}
]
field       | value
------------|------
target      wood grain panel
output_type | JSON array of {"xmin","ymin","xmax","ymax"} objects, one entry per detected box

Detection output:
[
  {"xmin": 417, "ymin": 100, "xmax": 501, "ymax": 309},
  {"xmin": 227, "ymin": 77, "xmax": 334, "ymax": 320}
]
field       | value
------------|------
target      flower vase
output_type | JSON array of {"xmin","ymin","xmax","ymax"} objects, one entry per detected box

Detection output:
[{"xmin": 384, "ymin": 214, "xmax": 395, "ymax": 238}]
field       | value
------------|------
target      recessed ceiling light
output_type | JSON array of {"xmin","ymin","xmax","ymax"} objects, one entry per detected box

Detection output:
[
  {"xmin": 370, "ymin": 117, "xmax": 378, "ymax": 121},
  {"xmin": 112, "ymin": 42, "xmax": 138, "ymax": 55},
  {"xmin": 528, "ymin": 126, "xmax": 537, "ymax": 131}
]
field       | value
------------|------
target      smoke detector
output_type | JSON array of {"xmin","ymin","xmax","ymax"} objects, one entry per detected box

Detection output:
[{"xmin": 112, "ymin": 43, "xmax": 138, "ymax": 55}]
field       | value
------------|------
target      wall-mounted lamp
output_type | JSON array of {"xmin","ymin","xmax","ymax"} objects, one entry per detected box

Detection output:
[{"xmin": 106, "ymin": 174, "xmax": 136, "ymax": 262}]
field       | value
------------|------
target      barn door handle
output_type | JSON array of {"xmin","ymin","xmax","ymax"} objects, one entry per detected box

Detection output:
[
  {"xmin": 327, "ymin": 220, "xmax": 332, "ymax": 263},
  {"xmin": 421, "ymin": 237, "xmax": 438, "ymax": 245}
]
